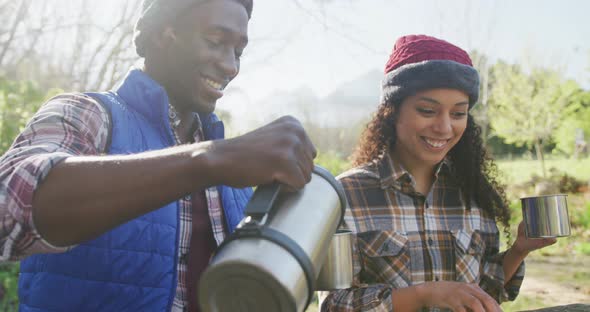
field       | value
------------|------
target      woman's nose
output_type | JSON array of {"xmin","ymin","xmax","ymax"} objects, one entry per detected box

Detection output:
[{"xmin": 432, "ymin": 114, "xmax": 452, "ymax": 133}]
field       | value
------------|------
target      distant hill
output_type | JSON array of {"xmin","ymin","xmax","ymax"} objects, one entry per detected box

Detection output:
[
  {"xmin": 222, "ymin": 69, "xmax": 383, "ymax": 135},
  {"xmin": 318, "ymin": 69, "xmax": 382, "ymax": 126},
  {"xmin": 251, "ymin": 69, "xmax": 382, "ymax": 128}
]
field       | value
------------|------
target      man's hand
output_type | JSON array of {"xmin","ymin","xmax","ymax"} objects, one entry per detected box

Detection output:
[
  {"xmin": 32, "ymin": 116, "xmax": 315, "ymax": 246},
  {"xmin": 206, "ymin": 116, "xmax": 317, "ymax": 190},
  {"xmin": 416, "ymin": 281, "xmax": 502, "ymax": 312}
]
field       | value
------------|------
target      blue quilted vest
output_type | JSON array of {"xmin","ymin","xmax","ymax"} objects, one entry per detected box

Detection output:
[{"xmin": 18, "ymin": 69, "xmax": 252, "ymax": 311}]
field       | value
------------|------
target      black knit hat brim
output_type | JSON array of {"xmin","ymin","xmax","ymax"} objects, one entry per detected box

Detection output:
[{"xmin": 381, "ymin": 60, "xmax": 480, "ymax": 108}]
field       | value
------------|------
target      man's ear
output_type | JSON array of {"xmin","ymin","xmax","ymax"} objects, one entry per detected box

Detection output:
[{"xmin": 152, "ymin": 26, "xmax": 178, "ymax": 49}]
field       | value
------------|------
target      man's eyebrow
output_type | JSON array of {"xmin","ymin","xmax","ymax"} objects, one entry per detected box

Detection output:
[{"xmin": 208, "ymin": 25, "xmax": 248, "ymax": 46}]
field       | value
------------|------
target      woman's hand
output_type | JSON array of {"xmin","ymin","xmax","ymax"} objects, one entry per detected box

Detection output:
[
  {"xmin": 416, "ymin": 281, "xmax": 502, "ymax": 312},
  {"xmin": 512, "ymin": 221, "xmax": 557, "ymax": 256}
]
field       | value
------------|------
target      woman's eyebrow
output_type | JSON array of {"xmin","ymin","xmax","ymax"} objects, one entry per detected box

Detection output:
[{"xmin": 417, "ymin": 96, "xmax": 469, "ymax": 106}]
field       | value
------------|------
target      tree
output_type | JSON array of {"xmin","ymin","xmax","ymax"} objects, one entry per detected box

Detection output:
[
  {"xmin": 469, "ymin": 50, "xmax": 494, "ymax": 146},
  {"xmin": 553, "ymin": 89, "xmax": 590, "ymax": 157},
  {"xmin": 488, "ymin": 62, "xmax": 578, "ymax": 177},
  {"xmin": 0, "ymin": 0, "xmax": 141, "ymax": 92}
]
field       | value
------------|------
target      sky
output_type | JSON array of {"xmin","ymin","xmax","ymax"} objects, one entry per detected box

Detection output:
[
  {"xmin": 226, "ymin": 0, "xmax": 589, "ymax": 101},
  {"xmin": 208, "ymin": 0, "xmax": 590, "ymax": 130},
  {"xmin": 43, "ymin": 0, "xmax": 590, "ymax": 129}
]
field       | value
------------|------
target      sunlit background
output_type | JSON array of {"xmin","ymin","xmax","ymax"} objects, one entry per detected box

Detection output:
[
  {"xmin": 1, "ymin": 0, "xmax": 590, "ymax": 311},
  {"xmin": 5, "ymin": 0, "xmax": 590, "ymax": 134}
]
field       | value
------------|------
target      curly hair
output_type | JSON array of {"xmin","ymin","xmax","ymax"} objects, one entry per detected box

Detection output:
[{"xmin": 351, "ymin": 102, "xmax": 512, "ymax": 238}]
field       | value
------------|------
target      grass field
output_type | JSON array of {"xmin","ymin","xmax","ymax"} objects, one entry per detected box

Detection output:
[{"xmin": 495, "ymin": 157, "xmax": 590, "ymax": 185}]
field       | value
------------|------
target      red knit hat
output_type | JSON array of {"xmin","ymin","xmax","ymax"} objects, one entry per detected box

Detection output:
[{"xmin": 381, "ymin": 34, "xmax": 479, "ymax": 107}]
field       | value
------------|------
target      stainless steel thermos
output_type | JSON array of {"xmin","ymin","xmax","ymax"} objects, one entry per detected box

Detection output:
[{"xmin": 198, "ymin": 165, "xmax": 349, "ymax": 312}]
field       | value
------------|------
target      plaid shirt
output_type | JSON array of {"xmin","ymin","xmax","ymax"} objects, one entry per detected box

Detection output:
[
  {"xmin": 0, "ymin": 93, "xmax": 226, "ymax": 311},
  {"xmin": 321, "ymin": 153, "xmax": 524, "ymax": 312}
]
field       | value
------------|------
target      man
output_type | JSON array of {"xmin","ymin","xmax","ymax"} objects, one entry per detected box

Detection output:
[{"xmin": 0, "ymin": 0, "xmax": 317, "ymax": 311}]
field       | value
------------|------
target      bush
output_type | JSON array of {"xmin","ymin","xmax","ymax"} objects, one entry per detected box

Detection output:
[
  {"xmin": 314, "ymin": 150, "xmax": 351, "ymax": 177},
  {"xmin": 557, "ymin": 173, "xmax": 585, "ymax": 193},
  {"xmin": 571, "ymin": 202, "xmax": 590, "ymax": 229},
  {"xmin": 575, "ymin": 242, "xmax": 590, "ymax": 256},
  {"xmin": 0, "ymin": 78, "xmax": 61, "ymax": 155},
  {"xmin": 0, "ymin": 263, "xmax": 19, "ymax": 311}
]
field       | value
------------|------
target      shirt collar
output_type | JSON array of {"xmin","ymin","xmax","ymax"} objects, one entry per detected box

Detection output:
[
  {"xmin": 376, "ymin": 152, "xmax": 453, "ymax": 189},
  {"xmin": 435, "ymin": 157, "xmax": 453, "ymax": 178},
  {"xmin": 168, "ymin": 103, "xmax": 203, "ymax": 144}
]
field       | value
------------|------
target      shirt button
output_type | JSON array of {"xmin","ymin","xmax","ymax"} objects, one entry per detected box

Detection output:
[{"xmin": 428, "ymin": 237, "xmax": 434, "ymax": 246}]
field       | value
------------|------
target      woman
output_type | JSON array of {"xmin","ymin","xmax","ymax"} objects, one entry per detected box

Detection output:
[{"xmin": 321, "ymin": 35, "xmax": 556, "ymax": 312}]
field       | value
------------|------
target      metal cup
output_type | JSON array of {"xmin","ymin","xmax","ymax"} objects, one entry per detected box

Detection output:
[
  {"xmin": 521, "ymin": 194, "xmax": 571, "ymax": 238},
  {"xmin": 315, "ymin": 229, "xmax": 353, "ymax": 290}
]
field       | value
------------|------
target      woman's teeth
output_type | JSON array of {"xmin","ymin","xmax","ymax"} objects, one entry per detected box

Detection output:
[
  {"xmin": 205, "ymin": 78, "xmax": 223, "ymax": 91},
  {"xmin": 424, "ymin": 138, "xmax": 447, "ymax": 148}
]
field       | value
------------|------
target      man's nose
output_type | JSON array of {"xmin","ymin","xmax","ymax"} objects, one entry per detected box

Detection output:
[{"xmin": 218, "ymin": 48, "xmax": 239, "ymax": 78}]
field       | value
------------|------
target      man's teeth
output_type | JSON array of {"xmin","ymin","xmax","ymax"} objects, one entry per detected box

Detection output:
[
  {"xmin": 424, "ymin": 138, "xmax": 447, "ymax": 148},
  {"xmin": 205, "ymin": 78, "xmax": 223, "ymax": 90}
]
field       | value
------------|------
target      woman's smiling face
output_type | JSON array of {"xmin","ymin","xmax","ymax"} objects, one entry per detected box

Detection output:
[{"xmin": 392, "ymin": 88, "xmax": 469, "ymax": 170}]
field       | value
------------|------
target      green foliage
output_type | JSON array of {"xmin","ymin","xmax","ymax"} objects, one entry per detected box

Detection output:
[
  {"xmin": 501, "ymin": 295, "xmax": 548, "ymax": 312},
  {"xmin": 469, "ymin": 50, "xmax": 495, "ymax": 147},
  {"xmin": 520, "ymin": 167, "xmax": 587, "ymax": 194},
  {"xmin": 486, "ymin": 136, "xmax": 529, "ymax": 158},
  {"xmin": 575, "ymin": 242, "xmax": 590, "ymax": 256},
  {"xmin": 553, "ymin": 90, "xmax": 590, "ymax": 155},
  {"xmin": 488, "ymin": 62, "xmax": 579, "ymax": 176},
  {"xmin": 556, "ymin": 172, "xmax": 585, "ymax": 193},
  {"xmin": 0, "ymin": 77, "xmax": 58, "ymax": 155},
  {"xmin": 0, "ymin": 263, "xmax": 19, "ymax": 311},
  {"xmin": 489, "ymin": 64, "xmax": 577, "ymax": 147},
  {"xmin": 496, "ymin": 158, "xmax": 590, "ymax": 186},
  {"xmin": 572, "ymin": 202, "xmax": 590, "ymax": 229},
  {"xmin": 0, "ymin": 77, "xmax": 60, "ymax": 309},
  {"xmin": 314, "ymin": 150, "xmax": 351, "ymax": 177},
  {"xmin": 508, "ymin": 200, "xmax": 522, "ymax": 225}
]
